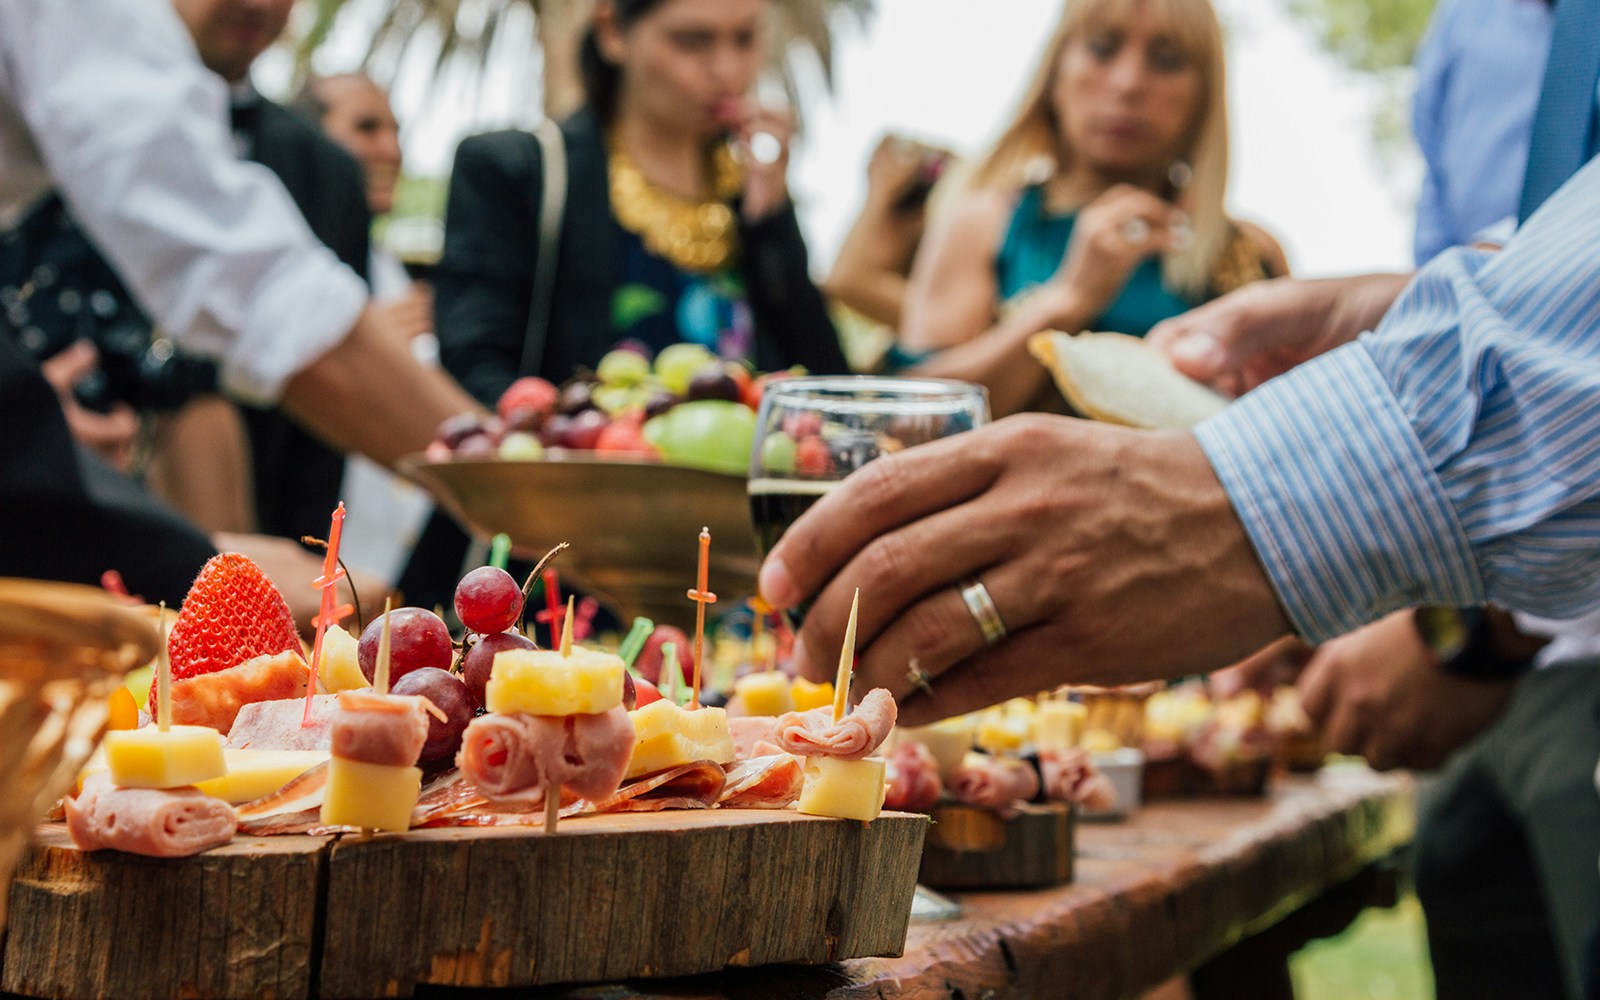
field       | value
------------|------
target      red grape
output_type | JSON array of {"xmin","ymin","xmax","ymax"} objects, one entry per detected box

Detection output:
[
  {"xmin": 461, "ymin": 629, "xmax": 535, "ymax": 707},
  {"xmin": 359, "ymin": 607, "xmax": 453, "ymax": 684},
  {"xmin": 392, "ymin": 667, "xmax": 475, "ymax": 764},
  {"xmin": 454, "ymin": 566, "xmax": 525, "ymax": 634},
  {"xmin": 634, "ymin": 625, "xmax": 690, "ymax": 686}
]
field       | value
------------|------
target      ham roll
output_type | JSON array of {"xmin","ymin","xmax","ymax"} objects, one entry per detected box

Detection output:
[
  {"xmin": 885, "ymin": 740, "xmax": 942, "ymax": 813},
  {"xmin": 66, "ymin": 773, "xmax": 237, "ymax": 857},
  {"xmin": 330, "ymin": 691, "xmax": 434, "ymax": 767},
  {"xmin": 1039, "ymin": 748, "xmax": 1116, "ymax": 811},
  {"xmin": 774, "ymin": 688, "xmax": 897, "ymax": 760},
  {"xmin": 457, "ymin": 706, "xmax": 634, "ymax": 805},
  {"xmin": 949, "ymin": 754, "xmax": 1039, "ymax": 812}
]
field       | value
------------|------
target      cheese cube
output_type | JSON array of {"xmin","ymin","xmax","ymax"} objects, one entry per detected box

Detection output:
[
  {"xmin": 734, "ymin": 672, "xmax": 795, "ymax": 716},
  {"xmin": 790, "ymin": 678, "xmax": 835, "ymax": 712},
  {"xmin": 319, "ymin": 757, "xmax": 421, "ymax": 831},
  {"xmin": 103, "ymin": 725, "xmax": 227, "ymax": 789},
  {"xmin": 316, "ymin": 627, "xmax": 368, "ymax": 694},
  {"xmin": 902, "ymin": 718, "xmax": 974, "ymax": 782},
  {"xmin": 626, "ymin": 700, "xmax": 734, "ymax": 778},
  {"xmin": 487, "ymin": 646, "xmax": 625, "ymax": 716},
  {"xmin": 797, "ymin": 757, "xmax": 887, "ymax": 822},
  {"xmin": 974, "ymin": 712, "xmax": 1028, "ymax": 755},
  {"xmin": 1032, "ymin": 701, "xmax": 1086, "ymax": 752}
]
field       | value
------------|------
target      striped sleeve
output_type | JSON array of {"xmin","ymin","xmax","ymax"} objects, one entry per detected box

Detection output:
[{"xmin": 1195, "ymin": 155, "xmax": 1600, "ymax": 642}]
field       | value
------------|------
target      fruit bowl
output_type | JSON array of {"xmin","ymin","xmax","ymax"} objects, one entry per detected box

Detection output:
[
  {"xmin": 0, "ymin": 578, "xmax": 159, "ymax": 926},
  {"xmin": 403, "ymin": 454, "xmax": 757, "ymax": 631}
]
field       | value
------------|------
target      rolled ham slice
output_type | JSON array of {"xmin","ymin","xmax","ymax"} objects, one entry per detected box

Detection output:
[
  {"xmin": 66, "ymin": 773, "xmax": 237, "ymax": 857},
  {"xmin": 330, "ymin": 691, "xmax": 436, "ymax": 767},
  {"xmin": 774, "ymin": 688, "xmax": 897, "ymax": 760},
  {"xmin": 949, "ymin": 754, "xmax": 1039, "ymax": 813},
  {"xmin": 718, "ymin": 754, "xmax": 804, "ymax": 809},
  {"xmin": 457, "ymin": 706, "xmax": 635, "ymax": 805},
  {"xmin": 728, "ymin": 716, "xmax": 780, "ymax": 760},
  {"xmin": 226, "ymin": 695, "xmax": 341, "ymax": 751},
  {"xmin": 885, "ymin": 741, "xmax": 942, "ymax": 813},
  {"xmin": 1039, "ymin": 748, "xmax": 1116, "ymax": 811}
]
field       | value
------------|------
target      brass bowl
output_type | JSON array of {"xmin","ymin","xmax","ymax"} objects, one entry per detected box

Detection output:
[
  {"xmin": 404, "ymin": 455, "xmax": 757, "ymax": 632},
  {"xmin": 0, "ymin": 579, "xmax": 159, "ymax": 925}
]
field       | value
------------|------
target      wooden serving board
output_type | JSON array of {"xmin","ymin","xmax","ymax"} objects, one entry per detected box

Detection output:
[
  {"xmin": 2, "ymin": 810, "xmax": 928, "ymax": 1000},
  {"xmin": 917, "ymin": 802, "xmax": 1073, "ymax": 890}
]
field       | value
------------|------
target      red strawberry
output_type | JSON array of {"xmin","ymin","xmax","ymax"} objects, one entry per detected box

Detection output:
[{"xmin": 156, "ymin": 553, "xmax": 300, "ymax": 705}]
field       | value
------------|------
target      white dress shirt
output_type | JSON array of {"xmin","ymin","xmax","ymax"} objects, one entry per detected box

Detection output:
[{"xmin": 0, "ymin": 0, "xmax": 365, "ymax": 404}]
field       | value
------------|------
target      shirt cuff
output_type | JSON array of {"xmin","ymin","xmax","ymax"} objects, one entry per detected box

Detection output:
[
  {"xmin": 215, "ymin": 251, "xmax": 367, "ymax": 406},
  {"xmin": 1193, "ymin": 342, "xmax": 1483, "ymax": 642}
]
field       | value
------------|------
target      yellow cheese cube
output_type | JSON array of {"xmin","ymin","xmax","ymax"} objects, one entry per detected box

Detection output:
[
  {"xmin": 626, "ymin": 701, "xmax": 734, "ymax": 778},
  {"xmin": 197, "ymin": 750, "xmax": 329, "ymax": 803},
  {"xmin": 486, "ymin": 646, "xmax": 625, "ymax": 716},
  {"xmin": 974, "ymin": 713, "xmax": 1027, "ymax": 755},
  {"xmin": 319, "ymin": 757, "xmax": 421, "ymax": 832},
  {"xmin": 796, "ymin": 757, "xmax": 887, "ymax": 822},
  {"xmin": 102, "ymin": 725, "xmax": 227, "ymax": 789},
  {"xmin": 316, "ymin": 627, "xmax": 368, "ymax": 694},
  {"xmin": 790, "ymin": 678, "xmax": 835, "ymax": 712},
  {"xmin": 1081, "ymin": 728, "xmax": 1121, "ymax": 753},
  {"xmin": 901, "ymin": 718, "xmax": 974, "ymax": 781},
  {"xmin": 1032, "ymin": 701, "xmax": 1086, "ymax": 752},
  {"xmin": 733, "ymin": 672, "xmax": 795, "ymax": 716}
]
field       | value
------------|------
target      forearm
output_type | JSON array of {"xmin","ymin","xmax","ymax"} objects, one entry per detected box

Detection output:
[
  {"xmin": 822, "ymin": 271, "xmax": 909, "ymax": 330},
  {"xmin": 909, "ymin": 290, "xmax": 1091, "ymax": 418},
  {"xmin": 280, "ymin": 311, "xmax": 480, "ymax": 470},
  {"xmin": 824, "ymin": 202, "xmax": 919, "ymax": 328}
]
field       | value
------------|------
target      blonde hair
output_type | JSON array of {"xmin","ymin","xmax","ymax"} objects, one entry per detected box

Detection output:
[{"xmin": 970, "ymin": 0, "xmax": 1230, "ymax": 299}]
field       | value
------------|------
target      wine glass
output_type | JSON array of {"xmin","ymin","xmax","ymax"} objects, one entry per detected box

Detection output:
[{"xmin": 749, "ymin": 376, "xmax": 988, "ymax": 922}]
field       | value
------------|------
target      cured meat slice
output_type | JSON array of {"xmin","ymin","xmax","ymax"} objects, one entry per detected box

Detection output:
[
  {"xmin": 581, "ymin": 759, "xmax": 727, "ymax": 814},
  {"xmin": 717, "ymin": 755, "xmax": 803, "ymax": 809},
  {"xmin": 226, "ymin": 694, "xmax": 340, "ymax": 751},
  {"xmin": 1039, "ymin": 747, "xmax": 1116, "ymax": 811},
  {"xmin": 66, "ymin": 773, "xmax": 237, "ymax": 856},
  {"xmin": 773, "ymin": 688, "xmax": 896, "ymax": 760},
  {"xmin": 170, "ymin": 650, "xmax": 309, "ymax": 733},
  {"xmin": 728, "ymin": 715, "xmax": 780, "ymax": 760},
  {"xmin": 949, "ymin": 754, "xmax": 1040, "ymax": 815},
  {"xmin": 457, "ymin": 706, "xmax": 635, "ymax": 805},
  {"xmin": 330, "ymin": 691, "xmax": 436, "ymax": 767},
  {"xmin": 884, "ymin": 741, "xmax": 942, "ymax": 813}
]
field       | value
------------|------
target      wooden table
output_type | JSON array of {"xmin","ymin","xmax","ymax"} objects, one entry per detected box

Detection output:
[{"xmin": 507, "ymin": 767, "xmax": 1414, "ymax": 1000}]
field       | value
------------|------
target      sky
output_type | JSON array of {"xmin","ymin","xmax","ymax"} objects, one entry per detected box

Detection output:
[{"xmin": 269, "ymin": 0, "xmax": 1425, "ymax": 279}]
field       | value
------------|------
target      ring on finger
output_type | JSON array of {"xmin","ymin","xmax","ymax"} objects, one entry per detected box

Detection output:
[
  {"xmin": 958, "ymin": 577, "xmax": 1008, "ymax": 647},
  {"xmin": 1120, "ymin": 217, "xmax": 1151, "ymax": 246},
  {"xmin": 905, "ymin": 658, "xmax": 936, "ymax": 697}
]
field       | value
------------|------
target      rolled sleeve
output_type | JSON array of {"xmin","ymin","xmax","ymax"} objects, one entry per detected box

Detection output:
[{"xmin": 1195, "ymin": 342, "xmax": 1482, "ymax": 642}]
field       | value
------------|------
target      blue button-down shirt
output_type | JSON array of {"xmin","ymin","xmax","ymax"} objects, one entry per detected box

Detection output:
[
  {"xmin": 1412, "ymin": 0, "xmax": 1554, "ymax": 265},
  {"xmin": 1196, "ymin": 154, "xmax": 1600, "ymax": 644}
]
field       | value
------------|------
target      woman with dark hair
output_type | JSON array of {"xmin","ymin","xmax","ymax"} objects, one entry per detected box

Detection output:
[{"xmin": 432, "ymin": 0, "xmax": 847, "ymax": 406}]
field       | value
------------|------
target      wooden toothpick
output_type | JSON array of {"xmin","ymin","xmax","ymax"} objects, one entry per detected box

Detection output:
[
  {"xmin": 559, "ymin": 595, "xmax": 575, "ymax": 657},
  {"xmin": 832, "ymin": 589, "xmax": 859, "ymax": 723},
  {"xmin": 156, "ymin": 602, "xmax": 171, "ymax": 732},
  {"xmin": 544, "ymin": 780, "xmax": 560, "ymax": 834},
  {"xmin": 374, "ymin": 596, "xmax": 394, "ymax": 696}
]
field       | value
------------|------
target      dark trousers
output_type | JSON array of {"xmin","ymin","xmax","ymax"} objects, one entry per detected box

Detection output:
[{"xmin": 1415, "ymin": 661, "xmax": 1600, "ymax": 1000}]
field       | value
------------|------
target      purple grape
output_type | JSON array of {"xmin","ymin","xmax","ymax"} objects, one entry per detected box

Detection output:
[
  {"xmin": 392, "ymin": 667, "xmax": 475, "ymax": 764},
  {"xmin": 557, "ymin": 381, "xmax": 596, "ymax": 415},
  {"xmin": 359, "ymin": 607, "xmax": 453, "ymax": 684},
  {"xmin": 454, "ymin": 566, "xmax": 525, "ymax": 635},
  {"xmin": 686, "ymin": 366, "xmax": 741, "ymax": 403},
  {"xmin": 436, "ymin": 412, "xmax": 489, "ymax": 449},
  {"xmin": 461, "ymin": 630, "xmax": 535, "ymax": 708}
]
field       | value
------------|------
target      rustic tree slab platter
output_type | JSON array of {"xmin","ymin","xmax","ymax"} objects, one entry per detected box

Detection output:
[
  {"xmin": 1, "ymin": 810, "xmax": 927, "ymax": 1000},
  {"xmin": 918, "ymin": 802, "xmax": 1074, "ymax": 890}
]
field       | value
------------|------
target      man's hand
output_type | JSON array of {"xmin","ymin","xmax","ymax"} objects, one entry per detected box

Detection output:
[
  {"xmin": 759, "ymin": 415, "xmax": 1291, "ymax": 725},
  {"xmin": 1296, "ymin": 610, "xmax": 1516, "ymax": 771},
  {"xmin": 40, "ymin": 340, "xmax": 139, "ymax": 471},
  {"xmin": 369, "ymin": 286, "xmax": 433, "ymax": 344},
  {"xmin": 1146, "ymin": 274, "xmax": 1412, "ymax": 395}
]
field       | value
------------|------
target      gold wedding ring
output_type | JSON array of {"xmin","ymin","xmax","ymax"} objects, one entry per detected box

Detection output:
[
  {"xmin": 959, "ymin": 578, "xmax": 1007, "ymax": 647},
  {"xmin": 906, "ymin": 659, "xmax": 935, "ymax": 696}
]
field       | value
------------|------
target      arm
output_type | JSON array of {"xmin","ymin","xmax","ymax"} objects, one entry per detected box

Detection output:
[
  {"xmin": 1196, "ymin": 155, "xmax": 1600, "ymax": 643},
  {"xmin": 899, "ymin": 190, "xmax": 1010, "ymax": 352},
  {"xmin": 432, "ymin": 133, "xmax": 539, "ymax": 406},
  {"xmin": 821, "ymin": 137, "xmax": 936, "ymax": 329}
]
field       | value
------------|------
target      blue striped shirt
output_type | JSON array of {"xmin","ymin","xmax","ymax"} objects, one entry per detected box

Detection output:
[{"xmin": 1195, "ymin": 154, "xmax": 1600, "ymax": 643}]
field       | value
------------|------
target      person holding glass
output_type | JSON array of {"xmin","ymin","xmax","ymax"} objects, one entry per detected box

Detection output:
[{"xmin": 897, "ymin": 0, "xmax": 1287, "ymax": 418}]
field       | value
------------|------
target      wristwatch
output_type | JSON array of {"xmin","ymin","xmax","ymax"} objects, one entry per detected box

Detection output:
[{"xmin": 1412, "ymin": 606, "xmax": 1536, "ymax": 680}]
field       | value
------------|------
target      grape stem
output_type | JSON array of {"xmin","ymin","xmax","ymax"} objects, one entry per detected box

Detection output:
[
  {"xmin": 300, "ymin": 536, "xmax": 365, "ymax": 633},
  {"xmin": 517, "ymin": 542, "xmax": 572, "ymax": 639}
]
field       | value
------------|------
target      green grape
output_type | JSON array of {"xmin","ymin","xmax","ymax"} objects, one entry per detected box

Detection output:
[
  {"xmin": 760, "ymin": 431, "xmax": 798, "ymax": 475},
  {"xmin": 642, "ymin": 400, "xmax": 756, "ymax": 475},
  {"xmin": 597, "ymin": 349, "xmax": 651, "ymax": 388},
  {"xmin": 655, "ymin": 343, "xmax": 716, "ymax": 395}
]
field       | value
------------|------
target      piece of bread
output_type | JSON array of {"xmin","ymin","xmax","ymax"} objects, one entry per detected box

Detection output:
[{"xmin": 1028, "ymin": 331, "xmax": 1230, "ymax": 430}]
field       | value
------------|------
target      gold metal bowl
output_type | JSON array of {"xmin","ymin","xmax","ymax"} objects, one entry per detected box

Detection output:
[
  {"xmin": 404, "ymin": 455, "xmax": 757, "ymax": 631},
  {"xmin": 0, "ymin": 579, "xmax": 158, "ymax": 925}
]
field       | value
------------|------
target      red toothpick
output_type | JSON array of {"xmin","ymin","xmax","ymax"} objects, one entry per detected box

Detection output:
[
  {"xmin": 534, "ymin": 568, "xmax": 566, "ymax": 648},
  {"xmin": 686, "ymin": 527, "xmax": 717, "ymax": 710},
  {"xmin": 305, "ymin": 503, "xmax": 354, "ymax": 726}
]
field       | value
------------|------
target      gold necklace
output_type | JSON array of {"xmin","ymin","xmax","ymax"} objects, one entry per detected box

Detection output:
[{"xmin": 608, "ymin": 137, "xmax": 743, "ymax": 273}]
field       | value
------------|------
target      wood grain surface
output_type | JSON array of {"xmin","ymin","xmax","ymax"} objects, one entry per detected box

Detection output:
[{"xmin": 918, "ymin": 803, "xmax": 1073, "ymax": 890}]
